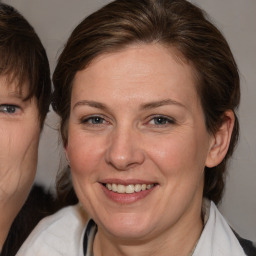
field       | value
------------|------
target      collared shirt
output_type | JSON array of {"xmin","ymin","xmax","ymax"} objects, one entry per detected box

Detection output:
[
  {"xmin": 83, "ymin": 200, "xmax": 247, "ymax": 256},
  {"xmin": 17, "ymin": 200, "xmax": 253, "ymax": 256}
]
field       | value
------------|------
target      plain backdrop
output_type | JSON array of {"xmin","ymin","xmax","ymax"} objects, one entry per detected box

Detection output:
[{"xmin": 2, "ymin": 0, "xmax": 256, "ymax": 242}]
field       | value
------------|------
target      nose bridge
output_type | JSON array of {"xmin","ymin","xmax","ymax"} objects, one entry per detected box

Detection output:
[{"xmin": 105, "ymin": 124, "xmax": 144, "ymax": 170}]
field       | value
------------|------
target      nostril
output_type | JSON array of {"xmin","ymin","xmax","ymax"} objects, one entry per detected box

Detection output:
[{"xmin": 104, "ymin": 130, "xmax": 145, "ymax": 170}]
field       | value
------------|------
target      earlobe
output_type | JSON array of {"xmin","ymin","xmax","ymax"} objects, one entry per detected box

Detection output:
[{"xmin": 206, "ymin": 110, "xmax": 235, "ymax": 168}]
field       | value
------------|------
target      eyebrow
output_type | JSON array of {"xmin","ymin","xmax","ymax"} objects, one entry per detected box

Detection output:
[
  {"xmin": 73, "ymin": 100, "xmax": 107, "ymax": 110},
  {"xmin": 140, "ymin": 99, "xmax": 186, "ymax": 110},
  {"xmin": 73, "ymin": 99, "xmax": 186, "ymax": 111}
]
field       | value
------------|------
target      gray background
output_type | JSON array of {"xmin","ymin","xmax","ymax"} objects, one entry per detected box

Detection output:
[{"xmin": 2, "ymin": 0, "xmax": 256, "ymax": 242}]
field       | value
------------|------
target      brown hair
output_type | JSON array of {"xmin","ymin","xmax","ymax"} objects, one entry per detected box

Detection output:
[
  {"xmin": 53, "ymin": 0, "xmax": 240, "ymax": 205},
  {"xmin": 0, "ymin": 3, "xmax": 51, "ymax": 126}
]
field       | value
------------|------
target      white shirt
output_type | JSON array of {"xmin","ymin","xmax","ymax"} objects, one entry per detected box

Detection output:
[
  {"xmin": 16, "ymin": 201, "xmax": 247, "ymax": 256},
  {"xmin": 16, "ymin": 204, "xmax": 87, "ymax": 256},
  {"xmin": 193, "ymin": 202, "xmax": 246, "ymax": 256}
]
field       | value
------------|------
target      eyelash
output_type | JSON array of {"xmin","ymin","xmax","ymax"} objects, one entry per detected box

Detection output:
[
  {"xmin": 80, "ymin": 115, "xmax": 175, "ymax": 128},
  {"xmin": 147, "ymin": 115, "xmax": 175, "ymax": 127},
  {"xmin": 0, "ymin": 104, "xmax": 21, "ymax": 115},
  {"xmin": 81, "ymin": 115, "xmax": 109, "ymax": 126}
]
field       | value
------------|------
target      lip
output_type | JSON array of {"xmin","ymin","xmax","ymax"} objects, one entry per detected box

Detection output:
[{"xmin": 99, "ymin": 179, "xmax": 158, "ymax": 204}]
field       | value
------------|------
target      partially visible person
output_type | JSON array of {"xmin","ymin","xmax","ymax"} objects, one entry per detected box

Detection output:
[
  {"xmin": 1, "ymin": 184, "xmax": 63, "ymax": 256},
  {"xmin": 17, "ymin": 0, "xmax": 256, "ymax": 255},
  {"xmin": 0, "ymin": 2, "xmax": 51, "ymax": 254}
]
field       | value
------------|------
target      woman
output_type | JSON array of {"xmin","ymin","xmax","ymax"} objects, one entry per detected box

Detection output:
[
  {"xmin": 0, "ymin": 3, "xmax": 51, "ymax": 254},
  {"xmin": 17, "ymin": 0, "xmax": 256, "ymax": 255}
]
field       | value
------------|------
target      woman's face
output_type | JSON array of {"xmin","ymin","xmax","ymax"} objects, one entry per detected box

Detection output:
[
  {"xmin": 67, "ymin": 44, "xmax": 214, "ymax": 241},
  {"xmin": 0, "ymin": 76, "xmax": 40, "ymax": 210}
]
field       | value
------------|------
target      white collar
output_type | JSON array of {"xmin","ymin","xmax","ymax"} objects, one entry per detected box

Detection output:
[
  {"xmin": 83, "ymin": 201, "xmax": 246, "ymax": 256},
  {"xmin": 193, "ymin": 201, "xmax": 246, "ymax": 256}
]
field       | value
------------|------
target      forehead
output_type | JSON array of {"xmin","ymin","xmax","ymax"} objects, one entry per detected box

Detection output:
[
  {"xmin": 0, "ymin": 74, "xmax": 29, "ymax": 98},
  {"xmin": 0, "ymin": 75, "xmax": 29, "ymax": 97},
  {"xmin": 72, "ymin": 44, "xmax": 199, "ymax": 107}
]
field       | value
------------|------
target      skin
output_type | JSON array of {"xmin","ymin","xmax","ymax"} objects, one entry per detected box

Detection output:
[
  {"xmin": 66, "ymin": 44, "xmax": 234, "ymax": 256},
  {"xmin": 0, "ymin": 76, "xmax": 40, "ymax": 250}
]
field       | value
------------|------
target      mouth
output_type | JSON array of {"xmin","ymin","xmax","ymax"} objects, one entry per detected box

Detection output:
[{"xmin": 103, "ymin": 183, "xmax": 157, "ymax": 194}]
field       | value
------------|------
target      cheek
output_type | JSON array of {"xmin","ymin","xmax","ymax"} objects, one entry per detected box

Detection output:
[
  {"xmin": 146, "ymin": 132, "xmax": 207, "ymax": 178},
  {"xmin": 0, "ymin": 122, "xmax": 40, "ymax": 195},
  {"xmin": 67, "ymin": 132, "xmax": 105, "ymax": 177},
  {"xmin": 0, "ymin": 124, "xmax": 39, "ymax": 160}
]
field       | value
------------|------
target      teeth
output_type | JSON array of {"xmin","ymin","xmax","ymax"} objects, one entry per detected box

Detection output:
[
  {"xmin": 126, "ymin": 184, "xmax": 134, "ymax": 194},
  {"xmin": 106, "ymin": 184, "xmax": 112, "ymax": 190},
  {"xmin": 147, "ymin": 184, "xmax": 153, "ymax": 189},
  {"xmin": 112, "ymin": 184, "xmax": 118, "ymax": 192},
  {"xmin": 117, "ymin": 184, "xmax": 126, "ymax": 193},
  {"xmin": 134, "ymin": 184, "xmax": 141, "ymax": 192},
  {"xmin": 105, "ymin": 183, "xmax": 155, "ymax": 194}
]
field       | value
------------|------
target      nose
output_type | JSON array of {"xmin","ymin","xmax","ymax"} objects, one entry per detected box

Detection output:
[{"xmin": 105, "ymin": 127, "xmax": 145, "ymax": 171}]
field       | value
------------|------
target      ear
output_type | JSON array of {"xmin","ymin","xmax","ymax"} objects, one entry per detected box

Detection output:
[{"xmin": 206, "ymin": 110, "xmax": 235, "ymax": 168}]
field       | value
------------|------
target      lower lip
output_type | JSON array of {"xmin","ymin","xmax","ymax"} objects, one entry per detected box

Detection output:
[{"xmin": 101, "ymin": 184, "xmax": 157, "ymax": 204}]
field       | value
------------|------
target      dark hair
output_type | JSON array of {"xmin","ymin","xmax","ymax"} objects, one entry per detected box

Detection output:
[
  {"xmin": 53, "ymin": 0, "xmax": 240, "ymax": 205},
  {"xmin": 1, "ymin": 184, "xmax": 63, "ymax": 256},
  {"xmin": 0, "ymin": 3, "xmax": 51, "ymax": 127}
]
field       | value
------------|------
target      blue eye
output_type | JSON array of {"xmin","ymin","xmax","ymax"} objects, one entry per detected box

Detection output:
[
  {"xmin": 82, "ymin": 116, "xmax": 106, "ymax": 125},
  {"xmin": 89, "ymin": 116, "xmax": 104, "ymax": 124},
  {"xmin": 0, "ymin": 104, "xmax": 20, "ymax": 114},
  {"xmin": 153, "ymin": 117, "xmax": 169, "ymax": 125},
  {"xmin": 148, "ymin": 116, "xmax": 175, "ymax": 126}
]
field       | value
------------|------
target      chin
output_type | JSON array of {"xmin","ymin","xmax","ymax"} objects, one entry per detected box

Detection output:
[{"xmin": 98, "ymin": 213, "xmax": 154, "ymax": 240}]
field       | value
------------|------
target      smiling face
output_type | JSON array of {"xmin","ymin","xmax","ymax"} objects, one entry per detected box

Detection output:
[
  {"xmin": 0, "ymin": 76, "xmax": 40, "ymax": 213},
  {"xmin": 66, "ymin": 44, "xmax": 215, "ymax": 243}
]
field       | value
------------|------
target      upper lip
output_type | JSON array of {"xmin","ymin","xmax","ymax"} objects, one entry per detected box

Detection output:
[{"xmin": 99, "ymin": 179, "xmax": 157, "ymax": 185}]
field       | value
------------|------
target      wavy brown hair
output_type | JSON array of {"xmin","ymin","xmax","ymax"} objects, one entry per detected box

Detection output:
[
  {"xmin": 0, "ymin": 3, "xmax": 51, "ymax": 127},
  {"xmin": 53, "ymin": 0, "xmax": 240, "ymax": 205}
]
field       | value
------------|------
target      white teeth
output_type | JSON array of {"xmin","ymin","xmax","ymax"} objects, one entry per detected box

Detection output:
[
  {"xmin": 147, "ymin": 184, "xmax": 153, "ymax": 189},
  {"xmin": 106, "ymin": 184, "xmax": 112, "ymax": 191},
  {"xmin": 105, "ymin": 183, "xmax": 155, "ymax": 194},
  {"xmin": 126, "ymin": 184, "xmax": 134, "ymax": 194},
  {"xmin": 112, "ymin": 184, "xmax": 118, "ymax": 192},
  {"xmin": 117, "ymin": 184, "xmax": 126, "ymax": 193},
  {"xmin": 134, "ymin": 184, "xmax": 142, "ymax": 192}
]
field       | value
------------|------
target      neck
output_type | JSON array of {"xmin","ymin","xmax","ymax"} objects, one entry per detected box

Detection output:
[
  {"xmin": 93, "ymin": 201, "xmax": 203, "ymax": 256},
  {"xmin": 0, "ymin": 203, "xmax": 17, "ymax": 252},
  {"xmin": 0, "ymin": 194, "xmax": 24, "ymax": 251}
]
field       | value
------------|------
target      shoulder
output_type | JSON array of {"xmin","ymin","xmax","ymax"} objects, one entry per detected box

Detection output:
[
  {"xmin": 24, "ymin": 204, "xmax": 87, "ymax": 237},
  {"xmin": 16, "ymin": 204, "xmax": 88, "ymax": 256}
]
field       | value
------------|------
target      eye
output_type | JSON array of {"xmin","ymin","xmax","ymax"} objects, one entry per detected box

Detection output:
[
  {"xmin": 148, "ymin": 116, "xmax": 175, "ymax": 126},
  {"xmin": 0, "ymin": 104, "xmax": 20, "ymax": 114},
  {"xmin": 81, "ymin": 115, "xmax": 108, "ymax": 125},
  {"xmin": 88, "ymin": 116, "xmax": 104, "ymax": 124}
]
